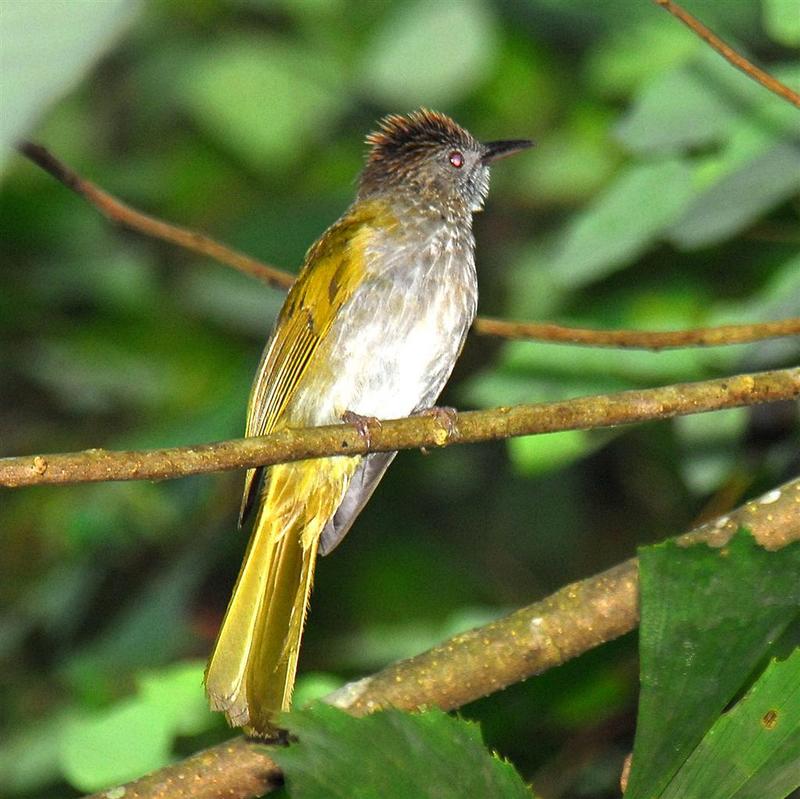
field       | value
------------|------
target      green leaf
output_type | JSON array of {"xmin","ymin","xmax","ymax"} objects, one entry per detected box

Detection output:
[
  {"xmin": 59, "ymin": 661, "xmax": 214, "ymax": 792},
  {"xmin": 60, "ymin": 696, "xmax": 173, "ymax": 791},
  {"xmin": 763, "ymin": 0, "xmax": 800, "ymax": 46},
  {"xmin": 615, "ymin": 66, "xmax": 739, "ymax": 155},
  {"xmin": 181, "ymin": 37, "xmax": 344, "ymax": 172},
  {"xmin": 0, "ymin": 0, "xmax": 138, "ymax": 174},
  {"xmin": 668, "ymin": 142, "xmax": 800, "ymax": 249},
  {"xmin": 292, "ymin": 672, "xmax": 344, "ymax": 709},
  {"xmin": 587, "ymin": 17, "xmax": 699, "ymax": 98},
  {"xmin": 615, "ymin": 51, "xmax": 799, "ymax": 159},
  {"xmin": 625, "ymin": 529, "xmax": 800, "ymax": 798},
  {"xmin": 360, "ymin": 0, "xmax": 498, "ymax": 107},
  {"xmin": 545, "ymin": 159, "xmax": 694, "ymax": 289},
  {"xmin": 137, "ymin": 661, "xmax": 213, "ymax": 738},
  {"xmin": 661, "ymin": 649, "xmax": 800, "ymax": 799},
  {"xmin": 508, "ymin": 429, "xmax": 609, "ymax": 476},
  {"xmin": 273, "ymin": 704, "xmax": 534, "ymax": 798}
]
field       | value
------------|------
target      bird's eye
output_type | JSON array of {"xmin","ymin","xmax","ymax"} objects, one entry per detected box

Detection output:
[{"xmin": 448, "ymin": 150, "xmax": 464, "ymax": 168}]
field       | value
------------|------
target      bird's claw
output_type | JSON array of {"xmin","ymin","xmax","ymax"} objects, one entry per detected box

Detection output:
[
  {"xmin": 417, "ymin": 405, "xmax": 459, "ymax": 445},
  {"xmin": 342, "ymin": 410, "xmax": 382, "ymax": 449}
]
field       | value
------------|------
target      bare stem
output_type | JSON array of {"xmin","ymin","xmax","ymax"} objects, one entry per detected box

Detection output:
[
  {"xmin": 473, "ymin": 317, "xmax": 800, "ymax": 350},
  {"xmin": 17, "ymin": 142, "xmax": 294, "ymax": 291},
  {"xmin": 16, "ymin": 142, "xmax": 800, "ymax": 351},
  {"xmin": 654, "ymin": 0, "xmax": 800, "ymax": 108},
  {"xmin": 2, "ymin": 368, "xmax": 797, "ymax": 489},
  {"xmin": 84, "ymin": 476, "xmax": 800, "ymax": 799}
]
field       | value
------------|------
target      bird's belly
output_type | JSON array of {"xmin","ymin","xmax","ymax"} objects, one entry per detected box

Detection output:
[{"xmin": 288, "ymin": 273, "xmax": 475, "ymax": 425}]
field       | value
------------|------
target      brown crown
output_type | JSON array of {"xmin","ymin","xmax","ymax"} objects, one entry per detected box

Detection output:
[{"xmin": 365, "ymin": 109, "xmax": 478, "ymax": 164}]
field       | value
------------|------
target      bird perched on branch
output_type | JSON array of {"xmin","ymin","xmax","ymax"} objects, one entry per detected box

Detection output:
[{"xmin": 204, "ymin": 109, "xmax": 531, "ymax": 735}]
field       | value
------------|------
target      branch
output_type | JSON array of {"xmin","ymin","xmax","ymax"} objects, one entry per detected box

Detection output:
[
  {"xmin": 3, "ymin": 368, "xmax": 798, "ymax": 489},
  {"xmin": 327, "ymin": 476, "xmax": 800, "ymax": 713},
  {"xmin": 83, "ymin": 737, "xmax": 283, "ymax": 799},
  {"xmin": 85, "ymin": 476, "xmax": 800, "ymax": 799},
  {"xmin": 16, "ymin": 142, "xmax": 294, "ymax": 291},
  {"xmin": 654, "ymin": 0, "xmax": 800, "ymax": 108},
  {"xmin": 17, "ymin": 143, "xmax": 800, "ymax": 351},
  {"xmin": 472, "ymin": 317, "xmax": 800, "ymax": 350}
]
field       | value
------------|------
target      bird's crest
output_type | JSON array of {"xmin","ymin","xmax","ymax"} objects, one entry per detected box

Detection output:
[{"xmin": 365, "ymin": 109, "xmax": 477, "ymax": 164}]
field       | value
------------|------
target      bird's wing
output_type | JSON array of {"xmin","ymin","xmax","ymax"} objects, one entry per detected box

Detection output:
[
  {"xmin": 239, "ymin": 202, "xmax": 396, "ymax": 524},
  {"xmin": 318, "ymin": 451, "xmax": 397, "ymax": 555}
]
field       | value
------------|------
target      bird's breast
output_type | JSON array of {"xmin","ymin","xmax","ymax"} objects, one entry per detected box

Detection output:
[{"xmin": 288, "ymin": 223, "xmax": 477, "ymax": 425}]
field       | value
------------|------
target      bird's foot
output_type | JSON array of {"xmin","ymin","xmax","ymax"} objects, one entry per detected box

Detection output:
[
  {"xmin": 342, "ymin": 410, "xmax": 383, "ymax": 449},
  {"xmin": 416, "ymin": 405, "xmax": 459, "ymax": 447}
]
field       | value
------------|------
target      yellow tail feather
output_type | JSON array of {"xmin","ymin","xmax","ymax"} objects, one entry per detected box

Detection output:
[{"xmin": 205, "ymin": 457, "xmax": 357, "ymax": 734}]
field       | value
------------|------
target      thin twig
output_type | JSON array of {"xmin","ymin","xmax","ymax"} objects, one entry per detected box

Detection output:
[
  {"xmin": 473, "ymin": 317, "xmax": 800, "ymax": 350},
  {"xmin": 654, "ymin": 0, "xmax": 800, "ymax": 108},
  {"xmin": 85, "ymin": 476, "xmax": 800, "ymax": 799},
  {"xmin": 17, "ymin": 142, "xmax": 294, "ymax": 291},
  {"xmin": 17, "ymin": 142, "xmax": 800, "ymax": 351},
  {"xmin": 2, "ymin": 368, "xmax": 798, "ymax": 489}
]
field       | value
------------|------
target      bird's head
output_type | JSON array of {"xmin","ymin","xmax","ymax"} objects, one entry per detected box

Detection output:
[{"xmin": 358, "ymin": 109, "xmax": 531, "ymax": 216}]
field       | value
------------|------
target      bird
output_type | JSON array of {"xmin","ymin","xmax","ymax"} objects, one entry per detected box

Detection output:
[{"xmin": 204, "ymin": 109, "xmax": 531, "ymax": 735}]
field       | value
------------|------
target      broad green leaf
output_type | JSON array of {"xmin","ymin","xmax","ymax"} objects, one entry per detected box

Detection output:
[
  {"xmin": 60, "ymin": 697, "xmax": 173, "ymax": 791},
  {"xmin": 625, "ymin": 530, "xmax": 800, "ymax": 798},
  {"xmin": 615, "ymin": 67, "xmax": 738, "ymax": 155},
  {"xmin": 587, "ymin": 17, "xmax": 699, "ymax": 97},
  {"xmin": 544, "ymin": 159, "xmax": 694, "ymax": 289},
  {"xmin": 668, "ymin": 142, "xmax": 800, "ymax": 249},
  {"xmin": 137, "ymin": 661, "xmax": 213, "ymax": 738},
  {"xmin": 616, "ymin": 51, "xmax": 799, "ymax": 158},
  {"xmin": 0, "ymin": 0, "xmax": 138, "ymax": 174},
  {"xmin": 508, "ymin": 429, "xmax": 609, "ymax": 476},
  {"xmin": 661, "ymin": 649, "xmax": 800, "ymax": 799},
  {"xmin": 293, "ymin": 672, "xmax": 344, "ymax": 709},
  {"xmin": 360, "ymin": 0, "xmax": 498, "ymax": 107},
  {"xmin": 763, "ymin": 0, "xmax": 800, "ymax": 46},
  {"xmin": 273, "ymin": 704, "xmax": 534, "ymax": 798},
  {"xmin": 60, "ymin": 661, "xmax": 213, "ymax": 792},
  {"xmin": 181, "ymin": 38, "xmax": 344, "ymax": 172}
]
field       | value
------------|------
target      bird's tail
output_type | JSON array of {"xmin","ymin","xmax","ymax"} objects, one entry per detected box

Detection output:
[{"xmin": 205, "ymin": 457, "xmax": 356, "ymax": 735}]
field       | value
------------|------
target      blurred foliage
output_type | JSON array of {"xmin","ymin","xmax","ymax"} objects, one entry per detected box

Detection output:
[{"xmin": 0, "ymin": 0, "xmax": 798, "ymax": 796}]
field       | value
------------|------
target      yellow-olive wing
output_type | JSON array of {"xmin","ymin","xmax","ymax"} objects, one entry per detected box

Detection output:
[{"xmin": 239, "ymin": 201, "xmax": 395, "ymax": 523}]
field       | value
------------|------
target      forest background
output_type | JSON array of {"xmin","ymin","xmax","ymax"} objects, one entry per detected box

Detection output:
[{"xmin": 0, "ymin": 1, "xmax": 798, "ymax": 797}]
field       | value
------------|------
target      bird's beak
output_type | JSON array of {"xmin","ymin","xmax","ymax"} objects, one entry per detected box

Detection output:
[{"xmin": 481, "ymin": 139, "xmax": 534, "ymax": 164}]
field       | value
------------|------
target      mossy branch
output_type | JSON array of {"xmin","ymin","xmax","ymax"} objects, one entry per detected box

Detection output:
[
  {"xmin": 84, "ymin": 477, "xmax": 800, "ymax": 799},
  {"xmin": 2, "ymin": 368, "xmax": 798, "ymax": 489}
]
